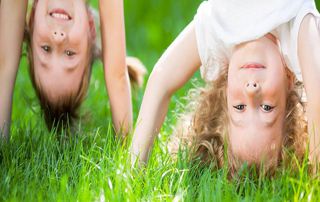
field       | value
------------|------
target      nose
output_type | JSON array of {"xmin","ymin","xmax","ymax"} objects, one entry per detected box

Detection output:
[
  {"xmin": 52, "ymin": 30, "xmax": 66, "ymax": 43},
  {"xmin": 245, "ymin": 81, "xmax": 261, "ymax": 96}
]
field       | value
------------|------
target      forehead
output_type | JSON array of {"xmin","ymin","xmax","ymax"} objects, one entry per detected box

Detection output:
[
  {"xmin": 228, "ymin": 118, "xmax": 283, "ymax": 162},
  {"xmin": 33, "ymin": 62, "xmax": 85, "ymax": 101}
]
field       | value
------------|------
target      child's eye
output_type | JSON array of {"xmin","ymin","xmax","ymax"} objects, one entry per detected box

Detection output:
[
  {"xmin": 261, "ymin": 104, "xmax": 274, "ymax": 112},
  {"xmin": 233, "ymin": 105, "xmax": 246, "ymax": 111},
  {"xmin": 65, "ymin": 50, "xmax": 76, "ymax": 57},
  {"xmin": 41, "ymin": 45, "xmax": 51, "ymax": 53}
]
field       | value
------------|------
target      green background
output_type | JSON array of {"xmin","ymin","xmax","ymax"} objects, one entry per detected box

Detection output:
[{"xmin": 1, "ymin": 0, "xmax": 320, "ymax": 201}]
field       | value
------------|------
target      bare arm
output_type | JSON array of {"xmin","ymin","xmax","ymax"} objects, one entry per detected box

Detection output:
[
  {"xmin": 99, "ymin": 0, "xmax": 132, "ymax": 135},
  {"xmin": 298, "ymin": 14, "xmax": 320, "ymax": 165},
  {"xmin": 130, "ymin": 22, "xmax": 201, "ymax": 164},
  {"xmin": 0, "ymin": 0, "xmax": 28, "ymax": 139}
]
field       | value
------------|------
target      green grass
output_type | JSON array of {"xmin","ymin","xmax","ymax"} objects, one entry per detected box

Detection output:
[{"xmin": 1, "ymin": 0, "xmax": 320, "ymax": 201}]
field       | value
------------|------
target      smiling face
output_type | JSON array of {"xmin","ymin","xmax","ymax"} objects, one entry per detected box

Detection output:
[
  {"xmin": 227, "ymin": 34, "xmax": 290, "ymax": 167},
  {"xmin": 26, "ymin": 0, "xmax": 96, "ymax": 130},
  {"xmin": 31, "ymin": 0, "xmax": 95, "ymax": 102}
]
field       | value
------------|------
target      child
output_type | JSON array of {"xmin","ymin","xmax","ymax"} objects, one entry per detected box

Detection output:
[
  {"xmin": 25, "ymin": 0, "xmax": 146, "ymax": 133},
  {"xmin": 0, "ymin": 0, "xmax": 28, "ymax": 139},
  {"xmin": 130, "ymin": 0, "xmax": 320, "ymax": 174}
]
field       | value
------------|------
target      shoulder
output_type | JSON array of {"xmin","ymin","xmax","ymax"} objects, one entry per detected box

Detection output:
[
  {"xmin": 299, "ymin": 14, "xmax": 320, "ymax": 48},
  {"xmin": 300, "ymin": 13, "xmax": 319, "ymax": 31}
]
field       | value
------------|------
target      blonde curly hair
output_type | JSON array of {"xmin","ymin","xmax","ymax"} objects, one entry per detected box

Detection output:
[{"xmin": 169, "ymin": 67, "xmax": 308, "ymax": 176}]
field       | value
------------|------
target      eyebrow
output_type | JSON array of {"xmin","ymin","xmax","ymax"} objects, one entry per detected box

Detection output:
[
  {"xmin": 229, "ymin": 108, "xmax": 279, "ymax": 128},
  {"xmin": 36, "ymin": 46, "xmax": 81, "ymax": 70},
  {"xmin": 34, "ymin": 44, "xmax": 49, "ymax": 68}
]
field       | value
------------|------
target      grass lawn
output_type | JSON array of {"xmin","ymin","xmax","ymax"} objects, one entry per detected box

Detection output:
[{"xmin": 1, "ymin": 0, "xmax": 320, "ymax": 201}]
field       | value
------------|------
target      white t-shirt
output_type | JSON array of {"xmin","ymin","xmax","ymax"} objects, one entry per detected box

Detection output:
[{"xmin": 194, "ymin": 0, "xmax": 320, "ymax": 82}]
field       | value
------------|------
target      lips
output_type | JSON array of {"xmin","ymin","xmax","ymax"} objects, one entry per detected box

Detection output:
[
  {"xmin": 241, "ymin": 63, "xmax": 266, "ymax": 69},
  {"xmin": 49, "ymin": 9, "xmax": 72, "ymax": 20}
]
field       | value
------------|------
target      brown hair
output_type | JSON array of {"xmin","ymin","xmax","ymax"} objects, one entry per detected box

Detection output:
[
  {"xmin": 25, "ymin": 1, "xmax": 97, "ymax": 131},
  {"xmin": 25, "ymin": 1, "xmax": 147, "ymax": 132},
  {"xmin": 169, "ymin": 67, "xmax": 308, "ymax": 176}
]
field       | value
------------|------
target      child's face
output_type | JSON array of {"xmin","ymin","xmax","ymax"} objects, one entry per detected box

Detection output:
[
  {"xmin": 31, "ymin": 0, "xmax": 93, "ymax": 101},
  {"xmin": 227, "ymin": 34, "xmax": 289, "ymax": 167}
]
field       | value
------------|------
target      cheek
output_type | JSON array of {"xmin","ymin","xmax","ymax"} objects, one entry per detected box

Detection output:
[
  {"xmin": 265, "ymin": 44, "xmax": 287, "ymax": 86},
  {"xmin": 33, "ymin": 12, "xmax": 50, "ymax": 39},
  {"xmin": 33, "ymin": 23, "xmax": 49, "ymax": 41},
  {"xmin": 226, "ymin": 80, "xmax": 243, "ymax": 105},
  {"xmin": 265, "ymin": 72, "xmax": 288, "ymax": 104},
  {"xmin": 34, "ymin": 0, "xmax": 48, "ymax": 24},
  {"xmin": 69, "ymin": 20, "xmax": 91, "ymax": 46},
  {"xmin": 269, "ymin": 68, "xmax": 287, "ymax": 87},
  {"xmin": 71, "ymin": 3, "xmax": 91, "ymax": 38}
]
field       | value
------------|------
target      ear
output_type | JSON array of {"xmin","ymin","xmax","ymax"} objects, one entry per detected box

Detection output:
[
  {"xmin": 92, "ymin": 43, "xmax": 102, "ymax": 60},
  {"xmin": 286, "ymin": 68, "xmax": 295, "ymax": 91},
  {"xmin": 87, "ymin": 8, "xmax": 96, "ymax": 41},
  {"xmin": 24, "ymin": 25, "xmax": 30, "ymax": 43}
]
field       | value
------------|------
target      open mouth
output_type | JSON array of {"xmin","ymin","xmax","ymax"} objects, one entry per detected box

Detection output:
[{"xmin": 49, "ymin": 9, "xmax": 72, "ymax": 20}]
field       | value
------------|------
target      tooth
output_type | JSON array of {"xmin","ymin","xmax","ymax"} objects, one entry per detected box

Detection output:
[{"xmin": 52, "ymin": 13, "xmax": 69, "ymax": 20}]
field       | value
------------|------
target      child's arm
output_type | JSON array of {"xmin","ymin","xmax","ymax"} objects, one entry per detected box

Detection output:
[
  {"xmin": 0, "ymin": 0, "xmax": 28, "ymax": 139},
  {"xmin": 99, "ymin": 0, "xmax": 132, "ymax": 135},
  {"xmin": 298, "ymin": 14, "xmax": 320, "ymax": 165},
  {"xmin": 130, "ymin": 22, "xmax": 201, "ymax": 164}
]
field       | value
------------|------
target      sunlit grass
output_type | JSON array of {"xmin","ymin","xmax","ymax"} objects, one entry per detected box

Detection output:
[{"xmin": 1, "ymin": 0, "xmax": 320, "ymax": 201}]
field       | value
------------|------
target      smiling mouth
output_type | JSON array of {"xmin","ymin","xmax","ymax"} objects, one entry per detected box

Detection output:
[
  {"xmin": 241, "ymin": 63, "xmax": 266, "ymax": 69},
  {"xmin": 49, "ymin": 9, "xmax": 72, "ymax": 21}
]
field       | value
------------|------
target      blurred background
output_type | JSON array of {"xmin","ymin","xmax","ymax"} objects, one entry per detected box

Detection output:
[
  {"xmin": 3, "ymin": 1, "xmax": 320, "ymax": 200},
  {"xmin": 12, "ymin": 0, "xmax": 320, "ymax": 133}
]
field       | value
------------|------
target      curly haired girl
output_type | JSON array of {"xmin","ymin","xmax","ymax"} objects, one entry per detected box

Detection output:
[
  {"xmin": 168, "ymin": 67, "xmax": 308, "ymax": 175},
  {"xmin": 131, "ymin": 0, "xmax": 320, "ymax": 174}
]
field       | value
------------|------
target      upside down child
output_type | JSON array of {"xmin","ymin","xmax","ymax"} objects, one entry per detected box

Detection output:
[
  {"xmin": 0, "ymin": 0, "xmax": 146, "ymax": 139},
  {"xmin": 131, "ymin": 0, "xmax": 320, "ymax": 175}
]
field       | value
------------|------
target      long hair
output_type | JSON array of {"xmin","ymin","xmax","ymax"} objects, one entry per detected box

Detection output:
[
  {"xmin": 169, "ymin": 67, "xmax": 307, "ymax": 175},
  {"xmin": 25, "ymin": 1, "xmax": 97, "ymax": 131},
  {"xmin": 25, "ymin": 1, "xmax": 147, "ymax": 132}
]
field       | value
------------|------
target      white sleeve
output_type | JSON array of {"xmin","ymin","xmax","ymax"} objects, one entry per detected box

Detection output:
[
  {"xmin": 277, "ymin": 0, "xmax": 320, "ymax": 82},
  {"xmin": 194, "ymin": 0, "xmax": 228, "ymax": 82}
]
